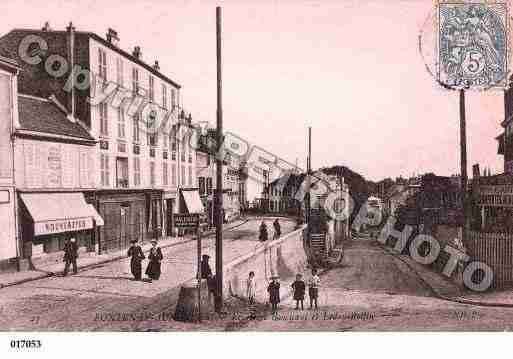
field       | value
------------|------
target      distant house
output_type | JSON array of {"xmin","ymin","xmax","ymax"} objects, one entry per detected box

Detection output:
[
  {"xmin": 266, "ymin": 173, "xmax": 305, "ymax": 215},
  {"xmin": 383, "ymin": 182, "xmax": 419, "ymax": 217}
]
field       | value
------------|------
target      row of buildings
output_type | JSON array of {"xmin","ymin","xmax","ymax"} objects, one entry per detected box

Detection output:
[{"xmin": 0, "ymin": 23, "xmax": 263, "ymax": 272}]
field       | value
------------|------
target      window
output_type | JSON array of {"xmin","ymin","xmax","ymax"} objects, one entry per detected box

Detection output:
[
  {"xmin": 98, "ymin": 48, "xmax": 107, "ymax": 81},
  {"xmin": 116, "ymin": 58, "xmax": 123, "ymax": 86},
  {"xmin": 163, "ymin": 130, "xmax": 169, "ymax": 148},
  {"xmin": 133, "ymin": 157, "xmax": 141, "ymax": 186},
  {"xmin": 147, "ymin": 111, "xmax": 157, "ymax": 147},
  {"xmin": 181, "ymin": 165, "xmax": 186, "ymax": 186},
  {"xmin": 117, "ymin": 107, "xmax": 125, "ymax": 138},
  {"xmin": 181, "ymin": 138, "xmax": 186, "ymax": 161},
  {"xmin": 116, "ymin": 157, "xmax": 129, "ymax": 188},
  {"xmin": 149, "ymin": 76, "xmax": 155, "ymax": 102},
  {"xmin": 188, "ymin": 166, "xmax": 193, "ymax": 186},
  {"xmin": 79, "ymin": 152, "xmax": 89, "ymax": 187},
  {"xmin": 150, "ymin": 162, "xmax": 156, "ymax": 186},
  {"xmin": 171, "ymin": 132, "xmax": 177, "ymax": 150},
  {"xmin": 132, "ymin": 67, "xmax": 139, "ymax": 93},
  {"xmin": 100, "ymin": 154, "xmax": 110, "ymax": 186},
  {"xmin": 162, "ymin": 84, "xmax": 167, "ymax": 109},
  {"xmin": 171, "ymin": 88, "xmax": 176, "ymax": 108},
  {"xmin": 172, "ymin": 163, "xmax": 177, "ymax": 185},
  {"xmin": 206, "ymin": 177, "xmax": 213, "ymax": 195},
  {"xmin": 133, "ymin": 113, "xmax": 140, "ymax": 143},
  {"xmin": 99, "ymin": 102, "xmax": 108, "ymax": 136},
  {"xmin": 163, "ymin": 162, "xmax": 168, "ymax": 186},
  {"xmin": 199, "ymin": 177, "xmax": 206, "ymax": 195}
]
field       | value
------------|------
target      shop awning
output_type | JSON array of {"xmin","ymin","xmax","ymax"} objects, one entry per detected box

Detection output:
[
  {"xmin": 182, "ymin": 190, "xmax": 205, "ymax": 214},
  {"xmin": 20, "ymin": 192, "xmax": 104, "ymax": 236},
  {"xmin": 87, "ymin": 204, "xmax": 104, "ymax": 226}
]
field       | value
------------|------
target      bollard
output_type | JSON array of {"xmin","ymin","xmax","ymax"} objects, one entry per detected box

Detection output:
[{"xmin": 174, "ymin": 279, "xmax": 213, "ymax": 322}]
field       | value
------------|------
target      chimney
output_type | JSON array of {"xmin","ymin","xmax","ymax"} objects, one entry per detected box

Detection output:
[
  {"xmin": 42, "ymin": 21, "xmax": 52, "ymax": 31},
  {"xmin": 66, "ymin": 22, "xmax": 76, "ymax": 120},
  {"xmin": 106, "ymin": 28, "xmax": 120, "ymax": 46},
  {"xmin": 133, "ymin": 46, "xmax": 142, "ymax": 59},
  {"xmin": 153, "ymin": 60, "xmax": 160, "ymax": 71}
]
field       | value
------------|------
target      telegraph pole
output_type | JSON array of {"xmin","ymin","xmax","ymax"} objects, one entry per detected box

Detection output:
[
  {"xmin": 214, "ymin": 6, "xmax": 224, "ymax": 313},
  {"xmin": 459, "ymin": 89, "xmax": 469, "ymax": 246}
]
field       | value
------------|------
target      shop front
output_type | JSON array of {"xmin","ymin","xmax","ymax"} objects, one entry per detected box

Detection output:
[
  {"xmin": 95, "ymin": 189, "xmax": 162, "ymax": 254},
  {"xmin": 18, "ymin": 191, "xmax": 104, "ymax": 258}
]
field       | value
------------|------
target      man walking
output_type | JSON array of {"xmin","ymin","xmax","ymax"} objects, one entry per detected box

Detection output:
[
  {"xmin": 63, "ymin": 237, "xmax": 78, "ymax": 276},
  {"xmin": 273, "ymin": 219, "xmax": 281, "ymax": 240},
  {"xmin": 259, "ymin": 221, "xmax": 268, "ymax": 242}
]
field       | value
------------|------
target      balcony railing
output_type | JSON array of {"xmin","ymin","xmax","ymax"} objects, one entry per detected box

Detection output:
[{"xmin": 116, "ymin": 179, "xmax": 129, "ymax": 189}]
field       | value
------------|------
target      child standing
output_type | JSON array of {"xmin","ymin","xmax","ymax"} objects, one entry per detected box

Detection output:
[
  {"xmin": 308, "ymin": 268, "xmax": 320, "ymax": 310},
  {"xmin": 291, "ymin": 273, "xmax": 306, "ymax": 310},
  {"xmin": 267, "ymin": 276, "xmax": 280, "ymax": 313},
  {"xmin": 246, "ymin": 271, "xmax": 256, "ymax": 304},
  {"xmin": 246, "ymin": 271, "xmax": 257, "ymax": 319}
]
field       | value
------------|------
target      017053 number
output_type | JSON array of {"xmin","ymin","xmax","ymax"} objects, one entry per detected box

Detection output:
[{"xmin": 10, "ymin": 340, "xmax": 41, "ymax": 349}]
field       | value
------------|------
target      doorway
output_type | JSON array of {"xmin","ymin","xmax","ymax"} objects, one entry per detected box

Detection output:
[
  {"xmin": 120, "ymin": 205, "xmax": 131, "ymax": 248},
  {"xmin": 166, "ymin": 199, "xmax": 175, "ymax": 237}
]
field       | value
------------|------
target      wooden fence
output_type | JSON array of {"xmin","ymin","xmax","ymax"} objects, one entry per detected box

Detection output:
[{"xmin": 467, "ymin": 231, "xmax": 513, "ymax": 289}]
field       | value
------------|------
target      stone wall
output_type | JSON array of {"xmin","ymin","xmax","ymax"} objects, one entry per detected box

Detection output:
[{"xmin": 223, "ymin": 225, "xmax": 308, "ymax": 302}]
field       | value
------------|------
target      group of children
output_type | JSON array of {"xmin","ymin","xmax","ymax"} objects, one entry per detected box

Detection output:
[{"xmin": 246, "ymin": 269, "xmax": 320, "ymax": 316}]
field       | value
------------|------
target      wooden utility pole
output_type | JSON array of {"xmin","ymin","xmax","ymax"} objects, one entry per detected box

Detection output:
[
  {"xmin": 306, "ymin": 127, "xmax": 311, "ymax": 233},
  {"xmin": 196, "ymin": 225, "xmax": 202, "ymax": 322},
  {"xmin": 459, "ymin": 89, "xmax": 469, "ymax": 246},
  {"xmin": 214, "ymin": 6, "xmax": 224, "ymax": 313}
]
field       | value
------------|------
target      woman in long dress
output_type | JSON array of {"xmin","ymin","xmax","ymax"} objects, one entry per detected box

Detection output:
[
  {"xmin": 145, "ymin": 239, "xmax": 163, "ymax": 281},
  {"xmin": 127, "ymin": 239, "xmax": 145, "ymax": 280}
]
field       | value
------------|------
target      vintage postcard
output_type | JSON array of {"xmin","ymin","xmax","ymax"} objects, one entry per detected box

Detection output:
[{"xmin": 0, "ymin": 0, "xmax": 513, "ymax": 356}]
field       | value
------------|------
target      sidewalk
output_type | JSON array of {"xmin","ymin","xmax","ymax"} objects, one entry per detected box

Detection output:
[
  {"xmin": 0, "ymin": 218, "xmax": 248, "ymax": 289},
  {"xmin": 383, "ymin": 245, "xmax": 513, "ymax": 308}
]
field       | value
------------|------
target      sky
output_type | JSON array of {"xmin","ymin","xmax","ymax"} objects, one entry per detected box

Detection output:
[{"xmin": 0, "ymin": 0, "xmax": 506, "ymax": 181}]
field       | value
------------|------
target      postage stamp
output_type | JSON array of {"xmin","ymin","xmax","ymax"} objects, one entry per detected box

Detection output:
[{"xmin": 437, "ymin": 2, "xmax": 509, "ymax": 89}]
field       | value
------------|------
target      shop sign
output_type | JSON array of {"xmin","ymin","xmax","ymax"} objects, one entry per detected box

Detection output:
[
  {"xmin": 174, "ymin": 213, "xmax": 200, "ymax": 228},
  {"xmin": 35, "ymin": 217, "xmax": 93, "ymax": 236}
]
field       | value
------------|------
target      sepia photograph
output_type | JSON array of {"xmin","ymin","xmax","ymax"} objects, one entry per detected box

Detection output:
[{"xmin": 0, "ymin": 0, "xmax": 513, "ymax": 356}]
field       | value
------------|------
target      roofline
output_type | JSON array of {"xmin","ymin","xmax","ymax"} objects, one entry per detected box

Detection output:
[
  {"xmin": 0, "ymin": 55, "xmax": 21, "ymax": 73},
  {"xmin": 15, "ymin": 129, "xmax": 97, "ymax": 144},
  {"xmin": 7, "ymin": 28, "xmax": 182, "ymax": 89}
]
